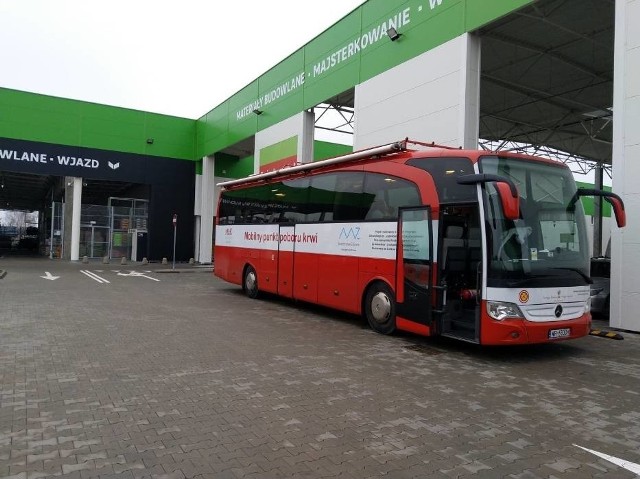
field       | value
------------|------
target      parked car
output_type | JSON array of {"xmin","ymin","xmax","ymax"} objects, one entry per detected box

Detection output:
[{"xmin": 590, "ymin": 256, "xmax": 610, "ymax": 318}]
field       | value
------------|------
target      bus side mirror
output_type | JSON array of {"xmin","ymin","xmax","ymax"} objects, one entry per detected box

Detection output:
[
  {"xmin": 457, "ymin": 174, "xmax": 520, "ymax": 221},
  {"xmin": 570, "ymin": 189, "xmax": 626, "ymax": 228},
  {"xmin": 607, "ymin": 195, "xmax": 626, "ymax": 227},
  {"xmin": 495, "ymin": 182, "xmax": 520, "ymax": 221}
]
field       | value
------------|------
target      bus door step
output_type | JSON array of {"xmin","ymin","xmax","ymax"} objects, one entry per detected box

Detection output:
[{"xmin": 441, "ymin": 331, "xmax": 478, "ymax": 343}]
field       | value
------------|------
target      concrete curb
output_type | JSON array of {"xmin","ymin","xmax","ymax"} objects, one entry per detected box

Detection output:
[{"xmin": 155, "ymin": 267, "xmax": 214, "ymax": 274}]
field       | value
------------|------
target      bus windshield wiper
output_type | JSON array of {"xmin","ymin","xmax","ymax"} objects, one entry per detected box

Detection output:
[
  {"xmin": 551, "ymin": 267, "xmax": 592, "ymax": 284},
  {"xmin": 506, "ymin": 274, "xmax": 554, "ymax": 287}
]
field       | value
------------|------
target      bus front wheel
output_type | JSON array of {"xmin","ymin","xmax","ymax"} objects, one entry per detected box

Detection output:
[
  {"xmin": 364, "ymin": 282, "xmax": 396, "ymax": 335},
  {"xmin": 243, "ymin": 265, "xmax": 259, "ymax": 299}
]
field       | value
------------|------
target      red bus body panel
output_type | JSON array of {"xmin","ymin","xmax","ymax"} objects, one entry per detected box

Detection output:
[
  {"xmin": 214, "ymin": 143, "xmax": 603, "ymax": 346},
  {"xmin": 293, "ymin": 252, "xmax": 319, "ymax": 303}
]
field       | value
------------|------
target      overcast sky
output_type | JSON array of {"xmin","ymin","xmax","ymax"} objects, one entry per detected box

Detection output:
[{"xmin": 0, "ymin": 0, "xmax": 365, "ymax": 119}]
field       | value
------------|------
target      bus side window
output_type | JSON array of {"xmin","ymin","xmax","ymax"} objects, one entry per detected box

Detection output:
[
  {"xmin": 281, "ymin": 178, "xmax": 310, "ymax": 223},
  {"xmin": 333, "ymin": 172, "xmax": 365, "ymax": 221},
  {"xmin": 363, "ymin": 173, "xmax": 421, "ymax": 220},
  {"xmin": 309, "ymin": 173, "xmax": 338, "ymax": 222}
]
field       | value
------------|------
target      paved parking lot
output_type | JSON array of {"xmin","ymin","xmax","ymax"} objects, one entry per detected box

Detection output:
[{"xmin": 0, "ymin": 257, "xmax": 639, "ymax": 479}]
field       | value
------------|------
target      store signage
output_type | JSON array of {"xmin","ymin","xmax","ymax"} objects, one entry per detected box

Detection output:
[
  {"xmin": 310, "ymin": 7, "xmax": 411, "ymax": 79},
  {"xmin": 235, "ymin": 5, "xmax": 413, "ymax": 121},
  {"xmin": 0, "ymin": 137, "xmax": 148, "ymax": 182},
  {"xmin": 1, "ymin": 148, "xmax": 102, "ymax": 170}
]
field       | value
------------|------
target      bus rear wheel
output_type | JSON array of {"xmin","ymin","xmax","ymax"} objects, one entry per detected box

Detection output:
[
  {"xmin": 243, "ymin": 265, "xmax": 259, "ymax": 299},
  {"xmin": 364, "ymin": 282, "xmax": 396, "ymax": 335}
]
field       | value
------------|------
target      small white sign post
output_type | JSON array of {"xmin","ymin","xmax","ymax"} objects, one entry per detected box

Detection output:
[{"xmin": 172, "ymin": 214, "xmax": 177, "ymax": 270}]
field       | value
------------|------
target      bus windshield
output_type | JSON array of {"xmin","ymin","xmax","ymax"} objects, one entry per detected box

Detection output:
[{"xmin": 479, "ymin": 156, "xmax": 590, "ymax": 288}]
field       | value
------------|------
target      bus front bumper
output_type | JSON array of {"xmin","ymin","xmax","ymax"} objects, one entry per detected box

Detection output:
[{"xmin": 481, "ymin": 314, "xmax": 592, "ymax": 345}]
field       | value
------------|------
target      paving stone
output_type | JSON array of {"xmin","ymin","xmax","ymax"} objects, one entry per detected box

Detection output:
[{"xmin": 0, "ymin": 259, "xmax": 639, "ymax": 478}]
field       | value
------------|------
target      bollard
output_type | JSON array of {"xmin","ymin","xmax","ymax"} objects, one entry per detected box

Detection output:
[
  {"xmin": 121, "ymin": 257, "xmax": 127, "ymax": 265},
  {"xmin": 82, "ymin": 256, "xmax": 88, "ymax": 264},
  {"xmin": 162, "ymin": 257, "xmax": 168, "ymax": 265},
  {"xmin": 142, "ymin": 257, "xmax": 149, "ymax": 265},
  {"xmin": 102, "ymin": 256, "xmax": 110, "ymax": 264}
]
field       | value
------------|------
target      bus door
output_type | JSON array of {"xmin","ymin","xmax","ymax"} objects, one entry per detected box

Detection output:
[
  {"xmin": 278, "ymin": 225, "xmax": 295, "ymax": 298},
  {"xmin": 397, "ymin": 207, "xmax": 433, "ymax": 325},
  {"xmin": 437, "ymin": 204, "xmax": 482, "ymax": 343}
]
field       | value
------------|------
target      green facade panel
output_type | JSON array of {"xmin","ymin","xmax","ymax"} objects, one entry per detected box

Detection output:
[
  {"xmin": 215, "ymin": 153, "xmax": 254, "ymax": 179},
  {"xmin": 196, "ymin": 0, "xmax": 534, "ymax": 158},
  {"xmin": 302, "ymin": 10, "xmax": 362, "ymax": 109},
  {"xmin": 3, "ymin": 1, "xmax": 537, "ymax": 162},
  {"xmin": 260, "ymin": 136, "xmax": 298, "ymax": 167},
  {"xmin": 257, "ymin": 50, "xmax": 306, "ymax": 131},
  {"xmin": 0, "ymin": 88, "xmax": 196, "ymax": 161},
  {"xmin": 227, "ymin": 81, "xmax": 260, "ymax": 148},
  {"xmin": 577, "ymin": 181, "xmax": 612, "ymax": 217},
  {"xmin": 198, "ymin": 100, "xmax": 231, "ymax": 158},
  {"xmin": 314, "ymin": 141, "xmax": 352, "ymax": 161}
]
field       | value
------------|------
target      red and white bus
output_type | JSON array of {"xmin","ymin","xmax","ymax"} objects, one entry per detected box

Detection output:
[{"xmin": 214, "ymin": 139, "xmax": 625, "ymax": 345}]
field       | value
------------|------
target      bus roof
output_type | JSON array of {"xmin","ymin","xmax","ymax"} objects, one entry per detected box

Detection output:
[{"xmin": 216, "ymin": 138, "xmax": 566, "ymax": 189}]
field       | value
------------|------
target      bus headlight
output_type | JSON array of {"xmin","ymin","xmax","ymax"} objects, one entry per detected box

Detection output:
[{"xmin": 487, "ymin": 301, "xmax": 524, "ymax": 321}]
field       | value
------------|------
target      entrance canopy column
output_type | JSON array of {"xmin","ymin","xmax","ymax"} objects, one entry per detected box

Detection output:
[
  {"xmin": 612, "ymin": 0, "xmax": 640, "ymax": 332},
  {"xmin": 197, "ymin": 156, "xmax": 215, "ymax": 264},
  {"xmin": 63, "ymin": 176, "xmax": 82, "ymax": 261}
]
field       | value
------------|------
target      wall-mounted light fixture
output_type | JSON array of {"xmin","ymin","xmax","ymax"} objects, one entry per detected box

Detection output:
[
  {"xmin": 146, "ymin": 138, "xmax": 154, "ymax": 144},
  {"xmin": 387, "ymin": 27, "xmax": 401, "ymax": 42},
  {"xmin": 253, "ymin": 109, "xmax": 263, "ymax": 115}
]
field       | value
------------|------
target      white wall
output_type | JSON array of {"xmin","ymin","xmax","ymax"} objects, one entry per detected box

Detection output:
[
  {"xmin": 354, "ymin": 33, "xmax": 481, "ymax": 150},
  {"xmin": 612, "ymin": 0, "xmax": 640, "ymax": 331}
]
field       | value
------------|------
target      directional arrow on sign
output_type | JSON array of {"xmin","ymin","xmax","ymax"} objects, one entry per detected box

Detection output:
[{"xmin": 40, "ymin": 271, "xmax": 60, "ymax": 281}]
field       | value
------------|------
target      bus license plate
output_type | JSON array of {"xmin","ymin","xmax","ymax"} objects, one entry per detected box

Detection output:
[{"xmin": 548, "ymin": 328, "xmax": 571, "ymax": 339}]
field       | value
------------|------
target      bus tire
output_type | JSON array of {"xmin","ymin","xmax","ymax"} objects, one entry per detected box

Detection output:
[
  {"xmin": 364, "ymin": 282, "xmax": 396, "ymax": 335},
  {"xmin": 243, "ymin": 265, "xmax": 259, "ymax": 299}
]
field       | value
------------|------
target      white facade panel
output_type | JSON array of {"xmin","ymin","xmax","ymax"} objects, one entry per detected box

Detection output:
[
  {"xmin": 623, "ymin": 99, "xmax": 640, "ymax": 153},
  {"xmin": 355, "ymin": 40, "xmax": 462, "ymax": 107},
  {"xmin": 620, "ymin": 292, "xmax": 640, "ymax": 325},
  {"xmin": 611, "ymin": 0, "xmax": 640, "ymax": 331},
  {"xmin": 196, "ymin": 156, "xmax": 215, "ymax": 264},
  {"xmin": 460, "ymin": 34, "xmax": 481, "ymax": 149},
  {"xmin": 193, "ymin": 173, "xmax": 202, "ymax": 216},
  {"xmin": 621, "ymin": 240, "xmax": 640, "ymax": 282},
  {"xmin": 626, "ymin": 47, "xmax": 640, "ymax": 99},
  {"xmin": 616, "ymin": 193, "xmax": 640, "ymax": 240},
  {"xmin": 354, "ymin": 34, "xmax": 480, "ymax": 151},
  {"xmin": 623, "ymin": 144, "xmax": 640, "ymax": 194},
  {"xmin": 356, "ymin": 71, "xmax": 461, "ymax": 136},
  {"xmin": 628, "ymin": 0, "xmax": 640, "ymax": 49}
]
